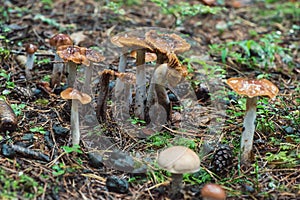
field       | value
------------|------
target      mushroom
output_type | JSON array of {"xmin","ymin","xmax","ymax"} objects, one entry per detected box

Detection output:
[
  {"xmin": 226, "ymin": 77, "xmax": 279, "ymax": 164},
  {"xmin": 60, "ymin": 88, "xmax": 91, "ymax": 146},
  {"xmin": 201, "ymin": 183, "xmax": 226, "ymax": 200},
  {"xmin": 56, "ymin": 45, "xmax": 89, "ymax": 88},
  {"xmin": 111, "ymin": 34, "xmax": 154, "ymax": 120},
  {"xmin": 145, "ymin": 30, "xmax": 191, "ymax": 64},
  {"xmin": 24, "ymin": 43, "xmax": 38, "ymax": 79},
  {"xmin": 157, "ymin": 146, "xmax": 200, "ymax": 198},
  {"xmin": 49, "ymin": 33, "xmax": 73, "ymax": 87},
  {"xmin": 96, "ymin": 70, "xmax": 136, "ymax": 122},
  {"xmin": 146, "ymin": 53, "xmax": 187, "ymax": 123},
  {"xmin": 80, "ymin": 47, "xmax": 105, "ymax": 94}
]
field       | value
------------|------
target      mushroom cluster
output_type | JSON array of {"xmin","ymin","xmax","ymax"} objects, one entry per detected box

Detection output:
[{"xmin": 110, "ymin": 30, "xmax": 191, "ymax": 123}]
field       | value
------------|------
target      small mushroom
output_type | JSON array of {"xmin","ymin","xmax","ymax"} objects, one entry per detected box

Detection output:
[
  {"xmin": 96, "ymin": 70, "xmax": 136, "ymax": 122},
  {"xmin": 146, "ymin": 53, "xmax": 186, "ymax": 123},
  {"xmin": 56, "ymin": 45, "xmax": 89, "ymax": 87},
  {"xmin": 226, "ymin": 77, "xmax": 279, "ymax": 164},
  {"xmin": 60, "ymin": 88, "xmax": 91, "ymax": 146},
  {"xmin": 201, "ymin": 183, "xmax": 226, "ymax": 200},
  {"xmin": 157, "ymin": 146, "xmax": 200, "ymax": 198},
  {"xmin": 49, "ymin": 33, "xmax": 73, "ymax": 87},
  {"xmin": 80, "ymin": 47, "xmax": 105, "ymax": 94},
  {"xmin": 24, "ymin": 44, "xmax": 38, "ymax": 79}
]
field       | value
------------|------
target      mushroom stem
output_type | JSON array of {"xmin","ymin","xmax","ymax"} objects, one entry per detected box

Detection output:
[
  {"xmin": 115, "ymin": 53, "xmax": 131, "ymax": 102},
  {"xmin": 134, "ymin": 49, "xmax": 146, "ymax": 120},
  {"xmin": 25, "ymin": 53, "xmax": 35, "ymax": 79},
  {"xmin": 83, "ymin": 64, "xmax": 93, "ymax": 94},
  {"xmin": 71, "ymin": 99, "xmax": 80, "ymax": 146},
  {"xmin": 67, "ymin": 62, "xmax": 77, "ymax": 87},
  {"xmin": 170, "ymin": 173, "xmax": 183, "ymax": 198},
  {"xmin": 26, "ymin": 53, "xmax": 35, "ymax": 70},
  {"xmin": 51, "ymin": 54, "xmax": 64, "ymax": 87},
  {"xmin": 156, "ymin": 52, "xmax": 167, "ymax": 64},
  {"xmin": 240, "ymin": 96, "xmax": 257, "ymax": 164},
  {"xmin": 114, "ymin": 53, "xmax": 132, "ymax": 120},
  {"xmin": 96, "ymin": 72, "xmax": 111, "ymax": 122},
  {"xmin": 146, "ymin": 63, "xmax": 170, "ymax": 123}
]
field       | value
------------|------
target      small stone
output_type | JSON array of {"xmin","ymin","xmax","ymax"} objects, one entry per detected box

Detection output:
[
  {"xmin": 106, "ymin": 176, "xmax": 129, "ymax": 194},
  {"xmin": 107, "ymin": 151, "xmax": 135, "ymax": 172},
  {"xmin": 283, "ymin": 126, "xmax": 294, "ymax": 134},
  {"xmin": 88, "ymin": 152, "xmax": 104, "ymax": 168},
  {"xmin": 243, "ymin": 184, "xmax": 255, "ymax": 193},
  {"xmin": 32, "ymin": 88, "xmax": 42, "ymax": 96},
  {"xmin": 168, "ymin": 93, "xmax": 178, "ymax": 102},
  {"xmin": 53, "ymin": 124, "xmax": 69, "ymax": 136}
]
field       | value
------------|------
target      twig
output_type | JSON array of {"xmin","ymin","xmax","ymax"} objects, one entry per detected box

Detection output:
[
  {"xmin": 162, "ymin": 125, "xmax": 213, "ymax": 137},
  {"xmin": 10, "ymin": 49, "xmax": 55, "ymax": 57}
]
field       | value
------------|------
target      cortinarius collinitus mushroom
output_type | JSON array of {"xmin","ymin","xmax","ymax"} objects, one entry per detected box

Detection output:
[
  {"xmin": 61, "ymin": 88, "xmax": 91, "ymax": 146},
  {"xmin": 226, "ymin": 77, "xmax": 279, "ymax": 164},
  {"xmin": 49, "ymin": 33, "xmax": 73, "ymax": 87},
  {"xmin": 24, "ymin": 43, "xmax": 38, "ymax": 79}
]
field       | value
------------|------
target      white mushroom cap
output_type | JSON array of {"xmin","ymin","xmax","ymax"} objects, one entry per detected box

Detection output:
[
  {"xmin": 201, "ymin": 183, "xmax": 226, "ymax": 200},
  {"xmin": 157, "ymin": 146, "xmax": 200, "ymax": 174}
]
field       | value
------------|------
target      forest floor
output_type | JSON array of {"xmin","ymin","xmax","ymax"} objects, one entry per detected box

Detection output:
[{"xmin": 0, "ymin": 0, "xmax": 299, "ymax": 199}]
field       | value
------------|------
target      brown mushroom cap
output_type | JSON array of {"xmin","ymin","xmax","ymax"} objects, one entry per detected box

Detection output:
[
  {"xmin": 25, "ymin": 44, "xmax": 38, "ymax": 54},
  {"xmin": 201, "ymin": 183, "xmax": 226, "ymax": 200},
  {"xmin": 226, "ymin": 77, "xmax": 279, "ymax": 99},
  {"xmin": 145, "ymin": 30, "xmax": 191, "ymax": 54},
  {"xmin": 57, "ymin": 45, "xmax": 90, "ymax": 66},
  {"xmin": 111, "ymin": 35, "xmax": 154, "ymax": 51},
  {"xmin": 49, "ymin": 33, "xmax": 73, "ymax": 48},
  {"xmin": 60, "ymin": 88, "xmax": 91, "ymax": 104},
  {"xmin": 80, "ymin": 47, "xmax": 105, "ymax": 63},
  {"xmin": 157, "ymin": 146, "xmax": 200, "ymax": 174}
]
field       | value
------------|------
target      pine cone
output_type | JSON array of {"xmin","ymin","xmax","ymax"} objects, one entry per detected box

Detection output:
[{"xmin": 211, "ymin": 144, "xmax": 233, "ymax": 176}]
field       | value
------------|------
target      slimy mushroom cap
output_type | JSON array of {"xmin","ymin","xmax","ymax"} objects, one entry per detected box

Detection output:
[
  {"xmin": 57, "ymin": 45, "xmax": 90, "ymax": 66},
  {"xmin": 111, "ymin": 35, "xmax": 154, "ymax": 52},
  {"xmin": 201, "ymin": 183, "xmax": 226, "ymax": 200},
  {"xmin": 50, "ymin": 33, "xmax": 73, "ymax": 48},
  {"xmin": 226, "ymin": 77, "xmax": 279, "ymax": 99},
  {"xmin": 60, "ymin": 87, "xmax": 91, "ymax": 104},
  {"xmin": 145, "ymin": 30, "xmax": 191, "ymax": 54},
  {"xmin": 25, "ymin": 44, "xmax": 38, "ymax": 54}
]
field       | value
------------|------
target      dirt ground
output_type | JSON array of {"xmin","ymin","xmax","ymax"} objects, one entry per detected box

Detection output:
[{"xmin": 0, "ymin": 0, "xmax": 299, "ymax": 199}]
